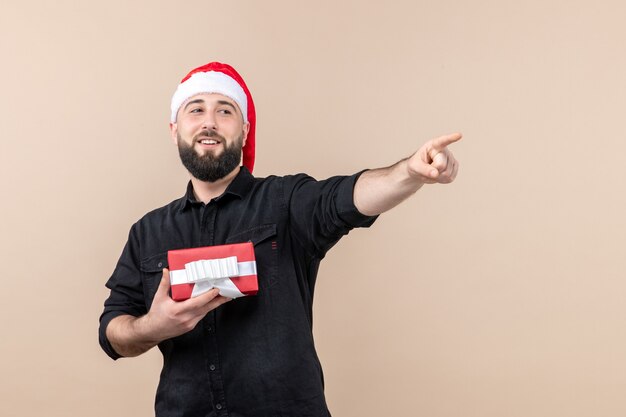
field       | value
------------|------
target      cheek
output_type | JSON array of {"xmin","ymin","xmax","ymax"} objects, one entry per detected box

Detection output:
[
  {"xmin": 226, "ymin": 120, "xmax": 247, "ymax": 138},
  {"xmin": 178, "ymin": 120, "xmax": 203, "ymax": 137}
]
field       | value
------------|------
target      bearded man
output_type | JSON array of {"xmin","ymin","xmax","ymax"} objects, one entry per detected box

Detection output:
[{"xmin": 99, "ymin": 62, "xmax": 461, "ymax": 417}]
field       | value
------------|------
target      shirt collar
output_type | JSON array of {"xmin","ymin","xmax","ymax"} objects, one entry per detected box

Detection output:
[{"xmin": 178, "ymin": 166, "xmax": 255, "ymax": 212}]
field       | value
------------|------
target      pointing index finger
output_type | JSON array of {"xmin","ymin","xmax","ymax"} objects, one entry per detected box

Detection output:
[{"xmin": 431, "ymin": 132, "xmax": 462, "ymax": 152}]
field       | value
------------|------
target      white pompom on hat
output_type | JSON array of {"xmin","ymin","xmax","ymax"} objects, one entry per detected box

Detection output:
[{"xmin": 170, "ymin": 62, "xmax": 256, "ymax": 173}]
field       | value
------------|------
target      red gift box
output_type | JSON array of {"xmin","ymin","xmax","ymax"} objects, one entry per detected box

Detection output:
[{"xmin": 168, "ymin": 242, "xmax": 258, "ymax": 301}]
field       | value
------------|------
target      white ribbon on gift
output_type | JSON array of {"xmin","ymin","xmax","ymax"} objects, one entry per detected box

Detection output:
[
  {"xmin": 185, "ymin": 256, "xmax": 239, "ymax": 283},
  {"xmin": 170, "ymin": 256, "xmax": 257, "ymax": 299}
]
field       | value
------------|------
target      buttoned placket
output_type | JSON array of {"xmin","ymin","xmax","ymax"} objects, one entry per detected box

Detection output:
[{"xmin": 200, "ymin": 199, "xmax": 230, "ymax": 416}]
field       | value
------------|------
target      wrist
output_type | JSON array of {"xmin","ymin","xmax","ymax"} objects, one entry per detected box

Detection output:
[{"xmin": 397, "ymin": 158, "xmax": 425, "ymax": 192}]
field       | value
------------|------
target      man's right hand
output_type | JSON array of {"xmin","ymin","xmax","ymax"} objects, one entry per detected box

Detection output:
[
  {"xmin": 106, "ymin": 268, "xmax": 231, "ymax": 357},
  {"xmin": 143, "ymin": 268, "xmax": 232, "ymax": 341}
]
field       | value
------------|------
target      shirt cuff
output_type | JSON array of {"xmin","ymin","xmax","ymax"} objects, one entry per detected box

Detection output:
[
  {"xmin": 335, "ymin": 170, "xmax": 379, "ymax": 228},
  {"xmin": 98, "ymin": 311, "xmax": 128, "ymax": 360}
]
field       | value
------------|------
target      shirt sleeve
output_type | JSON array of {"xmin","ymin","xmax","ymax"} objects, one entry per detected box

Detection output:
[
  {"xmin": 287, "ymin": 170, "xmax": 378, "ymax": 258},
  {"xmin": 98, "ymin": 223, "xmax": 147, "ymax": 360}
]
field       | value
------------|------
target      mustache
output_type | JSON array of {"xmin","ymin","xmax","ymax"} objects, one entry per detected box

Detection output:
[{"xmin": 194, "ymin": 130, "xmax": 226, "ymax": 142}]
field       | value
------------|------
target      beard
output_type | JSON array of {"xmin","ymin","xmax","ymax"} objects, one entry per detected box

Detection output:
[{"xmin": 177, "ymin": 131, "xmax": 243, "ymax": 182}]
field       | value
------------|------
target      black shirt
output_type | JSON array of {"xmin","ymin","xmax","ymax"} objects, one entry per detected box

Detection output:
[{"xmin": 99, "ymin": 167, "xmax": 377, "ymax": 417}]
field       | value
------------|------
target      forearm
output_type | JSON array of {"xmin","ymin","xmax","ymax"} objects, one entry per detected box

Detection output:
[
  {"xmin": 105, "ymin": 314, "xmax": 161, "ymax": 358},
  {"xmin": 353, "ymin": 158, "xmax": 424, "ymax": 216},
  {"xmin": 104, "ymin": 274, "xmax": 229, "ymax": 358}
]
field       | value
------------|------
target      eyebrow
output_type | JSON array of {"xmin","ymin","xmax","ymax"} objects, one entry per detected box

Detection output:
[{"xmin": 183, "ymin": 99, "xmax": 205, "ymax": 111}]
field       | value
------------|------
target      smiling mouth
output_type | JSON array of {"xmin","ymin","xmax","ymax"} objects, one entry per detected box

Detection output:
[
  {"xmin": 195, "ymin": 130, "xmax": 225, "ymax": 146},
  {"xmin": 198, "ymin": 138, "xmax": 220, "ymax": 145}
]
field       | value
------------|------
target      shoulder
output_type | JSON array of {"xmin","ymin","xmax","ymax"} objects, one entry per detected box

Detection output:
[
  {"xmin": 251, "ymin": 172, "xmax": 368, "ymax": 202},
  {"xmin": 250, "ymin": 172, "xmax": 316, "ymax": 188},
  {"xmin": 243, "ymin": 172, "xmax": 314, "ymax": 192}
]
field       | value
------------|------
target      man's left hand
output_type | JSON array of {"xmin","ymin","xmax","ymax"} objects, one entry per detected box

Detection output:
[{"xmin": 407, "ymin": 132, "xmax": 462, "ymax": 184}]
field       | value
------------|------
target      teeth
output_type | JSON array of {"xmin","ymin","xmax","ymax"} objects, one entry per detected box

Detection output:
[{"xmin": 201, "ymin": 139, "xmax": 218, "ymax": 145}]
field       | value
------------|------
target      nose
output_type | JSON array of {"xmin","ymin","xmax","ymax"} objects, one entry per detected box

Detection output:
[{"xmin": 201, "ymin": 113, "xmax": 217, "ymax": 131}]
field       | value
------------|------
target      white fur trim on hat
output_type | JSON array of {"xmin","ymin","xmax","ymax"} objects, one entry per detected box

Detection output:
[{"xmin": 170, "ymin": 71, "xmax": 248, "ymax": 123}]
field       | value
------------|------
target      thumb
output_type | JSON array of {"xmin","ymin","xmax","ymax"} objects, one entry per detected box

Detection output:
[{"xmin": 154, "ymin": 268, "xmax": 171, "ymax": 299}]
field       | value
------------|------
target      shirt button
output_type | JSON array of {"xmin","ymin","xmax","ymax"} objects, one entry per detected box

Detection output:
[
  {"xmin": 207, "ymin": 326, "xmax": 213, "ymax": 332},
  {"xmin": 157, "ymin": 262, "xmax": 163, "ymax": 268},
  {"xmin": 215, "ymin": 404, "xmax": 222, "ymax": 410},
  {"xmin": 209, "ymin": 364, "xmax": 216, "ymax": 371}
]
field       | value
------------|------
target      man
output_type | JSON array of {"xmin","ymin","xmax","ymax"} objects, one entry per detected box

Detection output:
[{"xmin": 99, "ymin": 62, "xmax": 461, "ymax": 417}]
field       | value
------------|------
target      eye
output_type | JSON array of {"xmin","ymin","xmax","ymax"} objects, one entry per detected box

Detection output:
[
  {"xmin": 218, "ymin": 108, "xmax": 233, "ymax": 115},
  {"xmin": 189, "ymin": 107, "xmax": 203, "ymax": 114}
]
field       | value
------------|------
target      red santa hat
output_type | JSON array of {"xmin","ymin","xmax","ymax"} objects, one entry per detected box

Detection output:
[{"xmin": 171, "ymin": 62, "xmax": 256, "ymax": 173}]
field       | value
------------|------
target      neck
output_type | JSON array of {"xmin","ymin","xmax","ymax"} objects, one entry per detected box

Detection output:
[{"xmin": 190, "ymin": 166, "xmax": 241, "ymax": 204}]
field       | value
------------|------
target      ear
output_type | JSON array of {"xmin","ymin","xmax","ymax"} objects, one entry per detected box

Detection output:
[
  {"xmin": 241, "ymin": 121, "xmax": 250, "ymax": 147},
  {"xmin": 169, "ymin": 122, "xmax": 179, "ymax": 145}
]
